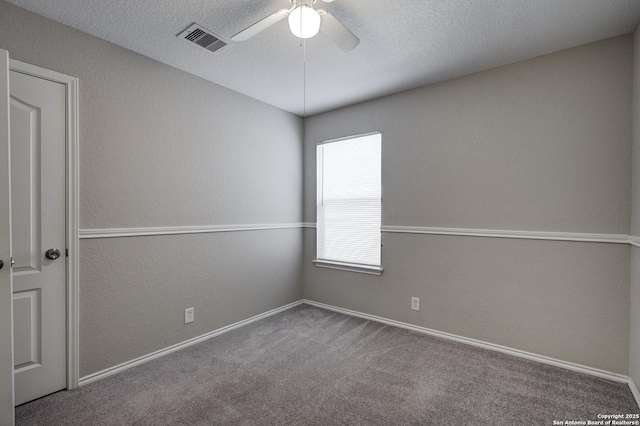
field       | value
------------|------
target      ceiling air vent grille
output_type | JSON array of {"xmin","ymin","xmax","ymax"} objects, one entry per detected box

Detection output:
[{"xmin": 178, "ymin": 24, "xmax": 228, "ymax": 54}]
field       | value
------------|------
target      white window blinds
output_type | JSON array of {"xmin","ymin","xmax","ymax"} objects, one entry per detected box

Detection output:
[{"xmin": 316, "ymin": 132, "xmax": 381, "ymax": 268}]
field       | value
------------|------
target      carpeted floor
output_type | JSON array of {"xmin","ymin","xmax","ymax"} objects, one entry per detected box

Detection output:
[{"xmin": 16, "ymin": 304, "xmax": 639, "ymax": 425}]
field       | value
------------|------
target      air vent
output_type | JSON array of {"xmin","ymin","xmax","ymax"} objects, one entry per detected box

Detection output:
[{"xmin": 177, "ymin": 24, "xmax": 228, "ymax": 54}]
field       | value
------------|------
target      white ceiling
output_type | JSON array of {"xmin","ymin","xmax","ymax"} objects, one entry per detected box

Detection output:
[{"xmin": 7, "ymin": 0, "xmax": 640, "ymax": 116}]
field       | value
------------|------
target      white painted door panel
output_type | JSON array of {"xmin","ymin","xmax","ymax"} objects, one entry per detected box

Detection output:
[
  {"xmin": 10, "ymin": 70, "xmax": 66, "ymax": 406},
  {"xmin": 0, "ymin": 48, "xmax": 15, "ymax": 426}
]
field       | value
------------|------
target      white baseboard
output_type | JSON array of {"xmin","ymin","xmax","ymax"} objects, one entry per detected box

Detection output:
[
  {"xmin": 301, "ymin": 299, "xmax": 629, "ymax": 384},
  {"xmin": 78, "ymin": 300, "xmax": 304, "ymax": 386},
  {"xmin": 79, "ymin": 297, "xmax": 637, "ymax": 404},
  {"xmin": 629, "ymin": 378, "xmax": 640, "ymax": 408}
]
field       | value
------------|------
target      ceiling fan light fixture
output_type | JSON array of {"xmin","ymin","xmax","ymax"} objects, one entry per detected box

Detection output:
[{"xmin": 288, "ymin": 5, "xmax": 321, "ymax": 39}]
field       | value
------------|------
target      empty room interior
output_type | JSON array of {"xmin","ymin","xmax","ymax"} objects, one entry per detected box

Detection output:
[{"xmin": 5, "ymin": 0, "xmax": 640, "ymax": 424}]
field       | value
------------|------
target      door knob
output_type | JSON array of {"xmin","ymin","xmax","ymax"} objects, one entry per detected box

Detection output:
[{"xmin": 45, "ymin": 248, "xmax": 61, "ymax": 260}]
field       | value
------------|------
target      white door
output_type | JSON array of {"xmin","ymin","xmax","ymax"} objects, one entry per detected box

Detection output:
[
  {"xmin": 0, "ymin": 48, "xmax": 15, "ymax": 426},
  {"xmin": 10, "ymin": 69, "xmax": 66, "ymax": 405}
]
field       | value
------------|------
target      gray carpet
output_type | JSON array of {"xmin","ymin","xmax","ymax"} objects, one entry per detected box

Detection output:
[{"xmin": 16, "ymin": 304, "xmax": 639, "ymax": 425}]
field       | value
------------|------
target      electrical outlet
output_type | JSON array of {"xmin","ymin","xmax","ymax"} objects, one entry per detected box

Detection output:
[
  {"xmin": 411, "ymin": 297, "xmax": 420, "ymax": 311},
  {"xmin": 185, "ymin": 307, "xmax": 194, "ymax": 324}
]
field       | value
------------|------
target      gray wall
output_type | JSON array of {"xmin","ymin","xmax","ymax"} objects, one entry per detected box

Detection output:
[
  {"xmin": 630, "ymin": 24, "xmax": 640, "ymax": 387},
  {"xmin": 0, "ymin": 1, "xmax": 303, "ymax": 377},
  {"xmin": 0, "ymin": 0, "xmax": 635, "ymax": 382},
  {"xmin": 303, "ymin": 36, "xmax": 633, "ymax": 374}
]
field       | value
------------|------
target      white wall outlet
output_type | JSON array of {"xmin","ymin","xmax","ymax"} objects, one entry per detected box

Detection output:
[
  {"xmin": 411, "ymin": 297, "xmax": 420, "ymax": 311},
  {"xmin": 185, "ymin": 307, "xmax": 194, "ymax": 324}
]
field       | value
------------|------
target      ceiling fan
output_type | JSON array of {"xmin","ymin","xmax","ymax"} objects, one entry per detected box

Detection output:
[{"xmin": 231, "ymin": 0, "xmax": 359, "ymax": 52}]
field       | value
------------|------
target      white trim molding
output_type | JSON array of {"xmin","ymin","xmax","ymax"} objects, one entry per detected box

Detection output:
[
  {"xmin": 306, "ymin": 222, "xmax": 632, "ymax": 245},
  {"xmin": 313, "ymin": 259, "xmax": 383, "ymax": 276},
  {"xmin": 79, "ymin": 223, "xmax": 305, "ymax": 239},
  {"xmin": 381, "ymin": 225, "xmax": 629, "ymax": 244},
  {"xmin": 317, "ymin": 131, "xmax": 381, "ymax": 146},
  {"xmin": 629, "ymin": 378, "xmax": 640, "ymax": 408},
  {"xmin": 78, "ymin": 298, "xmax": 638, "ymax": 400},
  {"xmin": 79, "ymin": 300, "xmax": 303, "ymax": 386},
  {"xmin": 302, "ymin": 299, "xmax": 629, "ymax": 384},
  {"xmin": 81, "ymin": 222, "xmax": 638, "ymax": 247},
  {"xmin": 10, "ymin": 59, "xmax": 81, "ymax": 390}
]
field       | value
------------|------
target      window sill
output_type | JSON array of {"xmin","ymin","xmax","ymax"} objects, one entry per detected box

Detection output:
[{"xmin": 312, "ymin": 260, "xmax": 383, "ymax": 276}]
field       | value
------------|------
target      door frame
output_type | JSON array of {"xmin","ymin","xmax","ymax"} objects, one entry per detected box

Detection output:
[
  {"xmin": 9, "ymin": 59, "xmax": 80, "ymax": 390},
  {"xmin": 0, "ymin": 48, "xmax": 15, "ymax": 426}
]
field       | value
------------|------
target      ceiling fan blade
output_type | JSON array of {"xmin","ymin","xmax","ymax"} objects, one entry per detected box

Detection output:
[
  {"xmin": 232, "ymin": 9, "xmax": 289, "ymax": 42},
  {"xmin": 319, "ymin": 10, "xmax": 359, "ymax": 52}
]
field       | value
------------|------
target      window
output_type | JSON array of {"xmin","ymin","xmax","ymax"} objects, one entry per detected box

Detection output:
[{"xmin": 314, "ymin": 132, "xmax": 382, "ymax": 275}]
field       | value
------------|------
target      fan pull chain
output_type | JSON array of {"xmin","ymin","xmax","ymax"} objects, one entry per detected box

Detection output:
[{"xmin": 303, "ymin": 37, "xmax": 307, "ymax": 117}]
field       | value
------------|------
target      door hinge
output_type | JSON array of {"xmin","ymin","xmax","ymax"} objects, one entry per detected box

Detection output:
[{"xmin": 66, "ymin": 248, "xmax": 69, "ymax": 257}]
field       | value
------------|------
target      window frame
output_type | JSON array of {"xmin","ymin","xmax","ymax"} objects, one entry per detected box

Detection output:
[{"xmin": 314, "ymin": 131, "xmax": 383, "ymax": 276}]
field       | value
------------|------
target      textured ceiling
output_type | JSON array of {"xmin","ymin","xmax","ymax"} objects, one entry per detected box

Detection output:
[{"xmin": 6, "ymin": 0, "xmax": 640, "ymax": 116}]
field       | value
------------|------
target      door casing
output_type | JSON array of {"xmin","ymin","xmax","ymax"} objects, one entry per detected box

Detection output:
[
  {"xmin": 0, "ymin": 47, "xmax": 15, "ymax": 426},
  {"xmin": 9, "ymin": 59, "xmax": 80, "ymax": 391}
]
